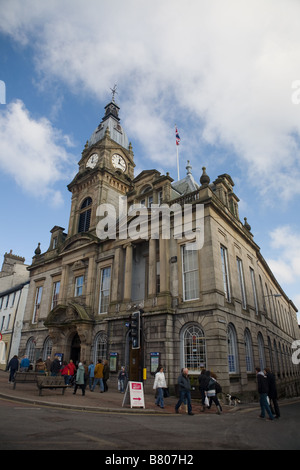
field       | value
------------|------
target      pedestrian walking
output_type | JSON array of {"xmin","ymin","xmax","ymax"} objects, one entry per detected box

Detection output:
[
  {"xmin": 103, "ymin": 360, "xmax": 110, "ymax": 392},
  {"xmin": 35, "ymin": 358, "xmax": 46, "ymax": 374},
  {"xmin": 67, "ymin": 359, "xmax": 76, "ymax": 386},
  {"xmin": 175, "ymin": 368, "xmax": 194, "ymax": 415},
  {"xmin": 92, "ymin": 359, "xmax": 104, "ymax": 392},
  {"xmin": 264, "ymin": 368, "xmax": 280, "ymax": 419},
  {"xmin": 88, "ymin": 361, "xmax": 95, "ymax": 390},
  {"xmin": 255, "ymin": 367, "xmax": 274, "ymax": 420},
  {"xmin": 118, "ymin": 366, "xmax": 128, "ymax": 393},
  {"xmin": 61, "ymin": 361, "xmax": 71, "ymax": 385},
  {"xmin": 50, "ymin": 356, "xmax": 61, "ymax": 376},
  {"xmin": 83, "ymin": 361, "xmax": 89, "ymax": 389},
  {"xmin": 153, "ymin": 366, "xmax": 167, "ymax": 408},
  {"xmin": 68, "ymin": 359, "xmax": 76, "ymax": 376},
  {"xmin": 7, "ymin": 355, "xmax": 19, "ymax": 383},
  {"xmin": 20, "ymin": 355, "xmax": 30, "ymax": 372},
  {"xmin": 198, "ymin": 369, "xmax": 210, "ymax": 411},
  {"xmin": 205, "ymin": 371, "xmax": 222, "ymax": 414},
  {"xmin": 45, "ymin": 356, "xmax": 52, "ymax": 375},
  {"xmin": 73, "ymin": 362, "xmax": 86, "ymax": 396}
]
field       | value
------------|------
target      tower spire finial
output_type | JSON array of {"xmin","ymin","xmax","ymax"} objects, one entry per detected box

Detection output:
[{"xmin": 110, "ymin": 84, "xmax": 118, "ymax": 102}]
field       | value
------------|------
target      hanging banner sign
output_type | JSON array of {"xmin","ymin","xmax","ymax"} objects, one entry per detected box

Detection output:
[{"xmin": 122, "ymin": 381, "xmax": 145, "ymax": 408}]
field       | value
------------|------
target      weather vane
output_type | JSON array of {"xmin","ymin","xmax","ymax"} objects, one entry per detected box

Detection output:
[{"xmin": 110, "ymin": 84, "xmax": 118, "ymax": 102}]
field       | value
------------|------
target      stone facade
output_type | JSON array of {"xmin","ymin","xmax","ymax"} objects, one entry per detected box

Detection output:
[
  {"xmin": 0, "ymin": 251, "xmax": 30, "ymax": 369},
  {"xmin": 19, "ymin": 99, "xmax": 300, "ymax": 399}
]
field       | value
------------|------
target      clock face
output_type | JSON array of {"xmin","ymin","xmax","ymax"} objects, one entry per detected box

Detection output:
[
  {"xmin": 111, "ymin": 154, "xmax": 126, "ymax": 172},
  {"xmin": 86, "ymin": 153, "xmax": 98, "ymax": 169}
]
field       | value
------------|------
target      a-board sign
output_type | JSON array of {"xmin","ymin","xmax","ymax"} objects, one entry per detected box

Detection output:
[{"xmin": 122, "ymin": 381, "xmax": 145, "ymax": 408}]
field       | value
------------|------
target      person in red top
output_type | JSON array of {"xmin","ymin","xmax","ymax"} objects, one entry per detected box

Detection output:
[
  {"xmin": 61, "ymin": 361, "xmax": 71, "ymax": 385},
  {"xmin": 68, "ymin": 359, "xmax": 76, "ymax": 384}
]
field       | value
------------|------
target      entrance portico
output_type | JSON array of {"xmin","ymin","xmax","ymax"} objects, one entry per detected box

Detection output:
[{"xmin": 44, "ymin": 301, "xmax": 94, "ymax": 364}]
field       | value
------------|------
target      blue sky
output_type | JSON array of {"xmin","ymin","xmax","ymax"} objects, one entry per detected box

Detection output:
[{"xmin": 0, "ymin": 0, "xmax": 299, "ymax": 322}]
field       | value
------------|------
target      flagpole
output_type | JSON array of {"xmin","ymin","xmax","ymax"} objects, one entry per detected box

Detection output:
[
  {"xmin": 176, "ymin": 144, "xmax": 180, "ymax": 181},
  {"xmin": 175, "ymin": 124, "xmax": 180, "ymax": 181}
]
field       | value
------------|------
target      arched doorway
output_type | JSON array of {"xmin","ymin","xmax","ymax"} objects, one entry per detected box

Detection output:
[{"xmin": 70, "ymin": 333, "xmax": 81, "ymax": 365}]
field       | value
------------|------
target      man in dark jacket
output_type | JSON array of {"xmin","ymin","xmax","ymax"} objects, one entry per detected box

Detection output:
[
  {"xmin": 264, "ymin": 368, "xmax": 280, "ymax": 418},
  {"xmin": 103, "ymin": 360, "xmax": 110, "ymax": 392},
  {"xmin": 175, "ymin": 368, "xmax": 194, "ymax": 415},
  {"xmin": 255, "ymin": 367, "xmax": 274, "ymax": 420},
  {"xmin": 50, "ymin": 356, "xmax": 61, "ymax": 376},
  {"xmin": 8, "ymin": 355, "xmax": 19, "ymax": 383}
]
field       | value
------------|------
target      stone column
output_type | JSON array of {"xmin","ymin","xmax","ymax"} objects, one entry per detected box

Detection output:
[
  {"xmin": 86, "ymin": 254, "xmax": 96, "ymax": 307},
  {"xmin": 148, "ymin": 238, "xmax": 157, "ymax": 297},
  {"xmin": 111, "ymin": 246, "xmax": 122, "ymax": 302},
  {"xmin": 123, "ymin": 243, "xmax": 133, "ymax": 302},
  {"xmin": 59, "ymin": 264, "xmax": 69, "ymax": 304},
  {"xmin": 159, "ymin": 238, "xmax": 169, "ymax": 293}
]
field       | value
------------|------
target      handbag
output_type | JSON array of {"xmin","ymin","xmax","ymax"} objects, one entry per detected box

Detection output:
[
  {"xmin": 204, "ymin": 396, "xmax": 209, "ymax": 406},
  {"xmin": 163, "ymin": 387, "xmax": 170, "ymax": 398}
]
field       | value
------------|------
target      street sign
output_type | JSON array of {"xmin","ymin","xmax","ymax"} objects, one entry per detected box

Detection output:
[{"xmin": 122, "ymin": 381, "xmax": 145, "ymax": 408}]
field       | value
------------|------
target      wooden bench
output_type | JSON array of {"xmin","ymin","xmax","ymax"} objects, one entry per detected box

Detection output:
[
  {"xmin": 36, "ymin": 376, "xmax": 68, "ymax": 396},
  {"xmin": 13, "ymin": 371, "xmax": 45, "ymax": 389}
]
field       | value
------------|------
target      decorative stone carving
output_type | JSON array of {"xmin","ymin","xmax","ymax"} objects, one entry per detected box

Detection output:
[{"xmin": 44, "ymin": 301, "xmax": 93, "ymax": 328}]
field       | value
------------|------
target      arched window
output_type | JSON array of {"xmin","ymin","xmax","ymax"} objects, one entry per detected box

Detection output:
[
  {"xmin": 273, "ymin": 339, "xmax": 280, "ymax": 376},
  {"xmin": 25, "ymin": 337, "xmax": 36, "ymax": 364},
  {"xmin": 181, "ymin": 324, "xmax": 206, "ymax": 373},
  {"xmin": 139, "ymin": 185, "xmax": 153, "ymax": 208},
  {"xmin": 244, "ymin": 328, "xmax": 254, "ymax": 373},
  {"xmin": 78, "ymin": 197, "xmax": 92, "ymax": 233},
  {"xmin": 140, "ymin": 185, "xmax": 152, "ymax": 194},
  {"xmin": 42, "ymin": 336, "xmax": 53, "ymax": 361},
  {"xmin": 257, "ymin": 332, "xmax": 266, "ymax": 370},
  {"xmin": 278, "ymin": 343, "xmax": 285, "ymax": 377},
  {"xmin": 283, "ymin": 344, "xmax": 289, "ymax": 376},
  {"xmin": 265, "ymin": 284, "xmax": 271, "ymax": 319},
  {"xmin": 93, "ymin": 331, "xmax": 108, "ymax": 364},
  {"xmin": 259, "ymin": 275, "xmax": 266, "ymax": 313},
  {"xmin": 227, "ymin": 323, "xmax": 238, "ymax": 373},
  {"xmin": 267, "ymin": 336, "xmax": 274, "ymax": 371}
]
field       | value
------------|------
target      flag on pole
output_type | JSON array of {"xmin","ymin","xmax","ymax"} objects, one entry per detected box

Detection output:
[
  {"xmin": 175, "ymin": 125, "xmax": 180, "ymax": 180},
  {"xmin": 175, "ymin": 126, "xmax": 181, "ymax": 146}
]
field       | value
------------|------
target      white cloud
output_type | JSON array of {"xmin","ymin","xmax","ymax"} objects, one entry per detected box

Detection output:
[
  {"xmin": 266, "ymin": 226, "xmax": 300, "ymax": 321},
  {"xmin": 1, "ymin": 0, "xmax": 300, "ymax": 202},
  {"xmin": 266, "ymin": 259, "xmax": 295, "ymax": 285},
  {"xmin": 0, "ymin": 100, "xmax": 75, "ymax": 205},
  {"xmin": 267, "ymin": 226, "xmax": 300, "ymax": 303}
]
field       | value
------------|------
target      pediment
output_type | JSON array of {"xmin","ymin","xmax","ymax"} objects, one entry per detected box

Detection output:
[
  {"xmin": 59, "ymin": 232, "xmax": 98, "ymax": 254},
  {"xmin": 45, "ymin": 300, "xmax": 94, "ymax": 327}
]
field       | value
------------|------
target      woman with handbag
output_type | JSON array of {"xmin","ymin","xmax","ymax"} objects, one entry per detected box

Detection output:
[
  {"xmin": 206, "ymin": 370, "xmax": 222, "ymax": 415},
  {"xmin": 198, "ymin": 369, "xmax": 210, "ymax": 412},
  {"xmin": 153, "ymin": 366, "xmax": 167, "ymax": 409}
]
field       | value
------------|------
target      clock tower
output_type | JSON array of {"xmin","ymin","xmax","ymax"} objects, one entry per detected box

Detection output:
[{"xmin": 66, "ymin": 94, "xmax": 135, "ymax": 238}]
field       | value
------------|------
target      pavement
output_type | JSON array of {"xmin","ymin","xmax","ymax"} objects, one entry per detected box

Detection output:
[{"xmin": 0, "ymin": 369, "xmax": 241, "ymax": 415}]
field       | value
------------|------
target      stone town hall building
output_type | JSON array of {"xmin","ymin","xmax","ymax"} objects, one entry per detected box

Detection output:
[{"xmin": 19, "ymin": 96, "xmax": 299, "ymax": 398}]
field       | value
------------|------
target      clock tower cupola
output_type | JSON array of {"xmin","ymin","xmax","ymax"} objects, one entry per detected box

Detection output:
[{"xmin": 67, "ymin": 88, "xmax": 135, "ymax": 238}]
